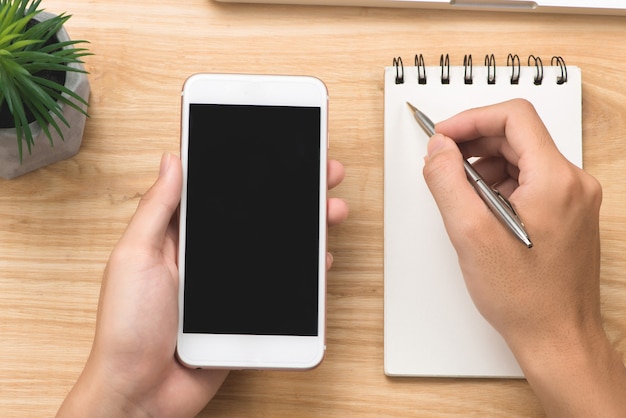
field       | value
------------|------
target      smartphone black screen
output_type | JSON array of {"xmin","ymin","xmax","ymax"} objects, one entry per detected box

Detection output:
[{"xmin": 183, "ymin": 104, "xmax": 322, "ymax": 336}]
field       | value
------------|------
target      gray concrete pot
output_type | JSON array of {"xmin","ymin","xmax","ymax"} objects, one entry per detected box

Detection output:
[{"xmin": 0, "ymin": 11, "xmax": 90, "ymax": 180}]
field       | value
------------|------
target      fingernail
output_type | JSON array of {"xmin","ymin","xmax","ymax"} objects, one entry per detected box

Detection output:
[{"xmin": 159, "ymin": 152, "xmax": 171, "ymax": 177}]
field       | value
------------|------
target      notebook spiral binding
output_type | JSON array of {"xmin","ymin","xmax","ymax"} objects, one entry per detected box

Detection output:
[{"xmin": 393, "ymin": 54, "xmax": 568, "ymax": 86}]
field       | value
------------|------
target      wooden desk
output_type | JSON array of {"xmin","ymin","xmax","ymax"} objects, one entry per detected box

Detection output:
[{"xmin": 1, "ymin": 1, "xmax": 625, "ymax": 416}]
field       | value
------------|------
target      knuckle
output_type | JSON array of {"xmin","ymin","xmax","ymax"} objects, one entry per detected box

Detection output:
[
  {"xmin": 555, "ymin": 164, "xmax": 602, "ymax": 212},
  {"xmin": 509, "ymin": 98, "xmax": 536, "ymax": 114}
]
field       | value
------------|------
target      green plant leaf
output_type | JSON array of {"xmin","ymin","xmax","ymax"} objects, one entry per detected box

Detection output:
[
  {"xmin": 0, "ymin": 1, "xmax": 21, "ymax": 33},
  {"xmin": 0, "ymin": 0, "xmax": 91, "ymax": 162},
  {"xmin": 0, "ymin": 11, "xmax": 36, "ymax": 42},
  {"xmin": 32, "ymin": 75, "xmax": 89, "ymax": 108},
  {"xmin": 3, "ymin": 77, "xmax": 34, "ymax": 157},
  {"xmin": 14, "ymin": 70, "xmax": 70, "ymax": 131},
  {"xmin": 4, "ymin": 39, "xmax": 40, "ymax": 51},
  {"xmin": 21, "ymin": 90, "xmax": 60, "ymax": 146},
  {"xmin": 23, "ymin": 96, "xmax": 55, "ymax": 144}
]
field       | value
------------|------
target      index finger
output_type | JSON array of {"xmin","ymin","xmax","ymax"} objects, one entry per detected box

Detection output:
[{"xmin": 435, "ymin": 99, "xmax": 562, "ymax": 165}]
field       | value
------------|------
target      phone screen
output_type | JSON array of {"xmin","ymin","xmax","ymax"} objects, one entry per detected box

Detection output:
[{"xmin": 182, "ymin": 104, "xmax": 322, "ymax": 337}]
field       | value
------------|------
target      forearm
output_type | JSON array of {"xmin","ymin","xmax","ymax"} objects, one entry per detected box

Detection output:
[{"xmin": 513, "ymin": 327, "xmax": 626, "ymax": 417}]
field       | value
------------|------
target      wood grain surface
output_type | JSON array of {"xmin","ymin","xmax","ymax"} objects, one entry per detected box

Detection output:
[{"xmin": 1, "ymin": 1, "xmax": 625, "ymax": 416}]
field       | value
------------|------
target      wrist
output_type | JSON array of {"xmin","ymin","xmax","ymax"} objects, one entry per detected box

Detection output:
[
  {"xmin": 57, "ymin": 357, "xmax": 148, "ymax": 418},
  {"xmin": 512, "ymin": 323, "xmax": 626, "ymax": 417}
]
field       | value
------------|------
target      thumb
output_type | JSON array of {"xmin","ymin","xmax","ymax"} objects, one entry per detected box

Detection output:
[
  {"xmin": 121, "ymin": 153, "xmax": 183, "ymax": 250},
  {"xmin": 423, "ymin": 134, "xmax": 488, "ymax": 247}
]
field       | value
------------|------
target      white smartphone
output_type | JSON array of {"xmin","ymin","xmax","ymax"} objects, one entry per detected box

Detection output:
[{"xmin": 177, "ymin": 73, "xmax": 328, "ymax": 370}]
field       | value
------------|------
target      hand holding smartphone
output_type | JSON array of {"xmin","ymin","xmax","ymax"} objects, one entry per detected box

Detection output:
[{"xmin": 177, "ymin": 74, "xmax": 328, "ymax": 370}]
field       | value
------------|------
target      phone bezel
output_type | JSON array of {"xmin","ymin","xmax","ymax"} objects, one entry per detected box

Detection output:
[{"xmin": 177, "ymin": 73, "xmax": 328, "ymax": 370}]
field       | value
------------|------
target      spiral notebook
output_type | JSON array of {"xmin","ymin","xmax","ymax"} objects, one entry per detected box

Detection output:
[{"xmin": 383, "ymin": 54, "xmax": 582, "ymax": 377}]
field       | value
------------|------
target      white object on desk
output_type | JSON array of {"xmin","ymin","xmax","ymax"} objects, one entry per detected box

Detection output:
[
  {"xmin": 216, "ymin": 0, "xmax": 626, "ymax": 16},
  {"xmin": 383, "ymin": 53, "xmax": 582, "ymax": 377}
]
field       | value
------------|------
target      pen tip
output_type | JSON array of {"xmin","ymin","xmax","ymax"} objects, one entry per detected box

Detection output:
[{"xmin": 406, "ymin": 101, "xmax": 418, "ymax": 113}]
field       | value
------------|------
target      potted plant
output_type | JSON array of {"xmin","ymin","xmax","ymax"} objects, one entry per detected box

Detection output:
[{"xmin": 0, "ymin": 0, "xmax": 90, "ymax": 179}]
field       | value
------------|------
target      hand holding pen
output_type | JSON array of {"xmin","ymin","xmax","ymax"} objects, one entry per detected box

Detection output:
[
  {"xmin": 417, "ymin": 99, "xmax": 626, "ymax": 417},
  {"xmin": 407, "ymin": 101, "xmax": 532, "ymax": 248}
]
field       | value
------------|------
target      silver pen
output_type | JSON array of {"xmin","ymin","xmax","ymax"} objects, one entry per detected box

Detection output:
[{"xmin": 406, "ymin": 102, "xmax": 533, "ymax": 249}]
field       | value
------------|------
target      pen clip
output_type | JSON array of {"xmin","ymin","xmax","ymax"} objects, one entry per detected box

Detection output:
[{"xmin": 493, "ymin": 189, "xmax": 525, "ymax": 226}]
